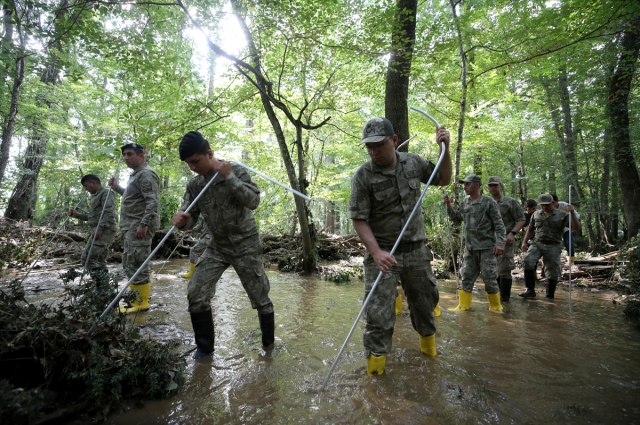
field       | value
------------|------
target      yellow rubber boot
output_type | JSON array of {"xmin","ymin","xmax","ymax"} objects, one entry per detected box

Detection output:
[
  {"xmin": 486, "ymin": 292, "xmax": 503, "ymax": 312},
  {"xmin": 181, "ymin": 263, "xmax": 196, "ymax": 279},
  {"xmin": 567, "ymin": 256, "xmax": 575, "ymax": 264},
  {"xmin": 395, "ymin": 294, "xmax": 402, "ymax": 315},
  {"xmin": 419, "ymin": 334, "xmax": 437, "ymax": 356},
  {"xmin": 433, "ymin": 303, "xmax": 441, "ymax": 317},
  {"xmin": 119, "ymin": 283, "xmax": 150, "ymax": 314},
  {"xmin": 449, "ymin": 290, "xmax": 472, "ymax": 311},
  {"xmin": 366, "ymin": 354, "xmax": 386, "ymax": 376}
]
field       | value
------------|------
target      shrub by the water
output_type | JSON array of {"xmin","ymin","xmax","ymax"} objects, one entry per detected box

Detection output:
[
  {"xmin": 617, "ymin": 236, "xmax": 640, "ymax": 285},
  {"xmin": 0, "ymin": 270, "xmax": 185, "ymax": 423}
]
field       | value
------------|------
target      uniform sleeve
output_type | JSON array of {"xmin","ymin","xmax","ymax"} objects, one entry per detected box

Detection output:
[
  {"xmin": 418, "ymin": 156, "xmax": 441, "ymax": 186},
  {"xmin": 489, "ymin": 200, "xmax": 507, "ymax": 247},
  {"xmin": 225, "ymin": 166, "xmax": 261, "ymax": 210},
  {"xmin": 75, "ymin": 212, "xmax": 89, "ymax": 222},
  {"xmin": 192, "ymin": 220, "xmax": 203, "ymax": 236},
  {"xmin": 97, "ymin": 191, "xmax": 116, "ymax": 231},
  {"xmin": 562, "ymin": 212, "xmax": 571, "ymax": 230},
  {"xmin": 446, "ymin": 204, "xmax": 463, "ymax": 225},
  {"xmin": 511, "ymin": 199, "xmax": 526, "ymax": 228},
  {"xmin": 349, "ymin": 172, "xmax": 370, "ymax": 220},
  {"xmin": 178, "ymin": 181, "xmax": 200, "ymax": 231},
  {"xmin": 139, "ymin": 173, "xmax": 160, "ymax": 226}
]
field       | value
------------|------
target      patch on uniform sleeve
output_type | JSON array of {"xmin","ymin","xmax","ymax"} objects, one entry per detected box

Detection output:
[
  {"xmin": 240, "ymin": 173, "xmax": 251, "ymax": 182},
  {"xmin": 141, "ymin": 178, "xmax": 152, "ymax": 192},
  {"xmin": 404, "ymin": 169, "xmax": 421, "ymax": 179}
]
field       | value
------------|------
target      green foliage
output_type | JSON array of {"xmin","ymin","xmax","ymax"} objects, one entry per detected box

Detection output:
[
  {"xmin": 0, "ymin": 272, "xmax": 185, "ymax": 422},
  {"xmin": 322, "ymin": 265, "xmax": 363, "ymax": 283},
  {"xmin": 617, "ymin": 236, "xmax": 640, "ymax": 283}
]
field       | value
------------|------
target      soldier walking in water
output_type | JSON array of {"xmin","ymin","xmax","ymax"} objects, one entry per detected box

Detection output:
[{"xmin": 69, "ymin": 174, "xmax": 117, "ymax": 289}]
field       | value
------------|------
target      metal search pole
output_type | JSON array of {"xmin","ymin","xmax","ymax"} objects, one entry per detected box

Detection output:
[
  {"xmin": 88, "ymin": 172, "xmax": 218, "ymax": 335},
  {"xmin": 20, "ymin": 192, "xmax": 88, "ymax": 285},
  {"xmin": 154, "ymin": 231, "xmax": 188, "ymax": 276},
  {"xmin": 321, "ymin": 106, "xmax": 447, "ymax": 391},
  {"xmin": 231, "ymin": 160, "xmax": 311, "ymax": 201},
  {"xmin": 568, "ymin": 185, "xmax": 572, "ymax": 311},
  {"xmin": 443, "ymin": 189, "xmax": 459, "ymax": 299}
]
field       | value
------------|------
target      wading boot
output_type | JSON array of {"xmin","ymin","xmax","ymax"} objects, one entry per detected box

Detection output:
[
  {"xmin": 395, "ymin": 294, "xmax": 402, "ymax": 315},
  {"xmin": 546, "ymin": 279, "xmax": 558, "ymax": 300},
  {"xmin": 448, "ymin": 290, "xmax": 472, "ymax": 311},
  {"xmin": 119, "ymin": 283, "xmax": 150, "ymax": 314},
  {"xmin": 519, "ymin": 270, "xmax": 537, "ymax": 298},
  {"xmin": 366, "ymin": 354, "xmax": 386, "ymax": 376},
  {"xmin": 181, "ymin": 263, "xmax": 196, "ymax": 279},
  {"xmin": 419, "ymin": 334, "xmax": 437, "ymax": 356},
  {"xmin": 486, "ymin": 293, "xmax": 503, "ymax": 312},
  {"xmin": 433, "ymin": 303, "xmax": 441, "ymax": 317},
  {"xmin": 190, "ymin": 309, "xmax": 215, "ymax": 359},
  {"xmin": 499, "ymin": 277, "xmax": 513, "ymax": 303},
  {"xmin": 258, "ymin": 312, "xmax": 275, "ymax": 348}
]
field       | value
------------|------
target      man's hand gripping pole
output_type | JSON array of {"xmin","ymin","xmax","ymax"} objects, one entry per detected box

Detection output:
[{"xmin": 320, "ymin": 107, "xmax": 446, "ymax": 391}]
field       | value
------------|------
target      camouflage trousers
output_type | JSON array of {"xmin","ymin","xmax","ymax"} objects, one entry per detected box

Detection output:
[
  {"xmin": 524, "ymin": 240, "xmax": 562, "ymax": 280},
  {"xmin": 496, "ymin": 243, "xmax": 516, "ymax": 278},
  {"xmin": 81, "ymin": 228, "xmax": 115, "ymax": 271},
  {"xmin": 189, "ymin": 234, "xmax": 211, "ymax": 264},
  {"xmin": 363, "ymin": 245, "xmax": 439, "ymax": 357},
  {"xmin": 460, "ymin": 247, "xmax": 500, "ymax": 294},
  {"xmin": 188, "ymin": 246, "xmax": 273, "ymax": 315},
  {"xmin": 122, "ymin": 228, "xmax": 156, "ymax": 286}
]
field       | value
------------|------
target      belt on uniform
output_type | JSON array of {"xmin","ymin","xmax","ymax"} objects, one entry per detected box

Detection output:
[
  {"xmin": 379, "ymin": 240, "xmax": 424, "ymax": 253},
  {"xmin": 534, "ymin": 239, "xmax": 561, "ymax": 245}
]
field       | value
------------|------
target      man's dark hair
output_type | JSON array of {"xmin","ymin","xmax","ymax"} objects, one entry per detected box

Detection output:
[
  {"xmin": 551, "ymin": 193, "xmax": 559, "ymax": 202},
  {"xmin": 525, "ymin": 199, "xmax": 537, "ymax": 208},
  {"xmin": 81, "ymin": 174, "xmax": 101, "ymax": 185}
]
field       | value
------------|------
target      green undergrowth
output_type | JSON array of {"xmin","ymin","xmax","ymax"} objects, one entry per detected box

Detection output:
[{"xmin": 0, "ymin": 269, "xmax": 186, "ymax": 424}]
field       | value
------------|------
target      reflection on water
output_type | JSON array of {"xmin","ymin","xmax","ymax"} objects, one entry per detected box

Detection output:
[{"xmin": 16, "ymin": 258, "xmax": 639, "ymax": 424}]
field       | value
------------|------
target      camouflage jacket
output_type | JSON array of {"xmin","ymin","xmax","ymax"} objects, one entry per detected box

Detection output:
[
  {"xmin": 191, "ymin": 219, "xmax": 209, "ymax": 238},
  {"xmin": 118, "ymin": 163, "xmax": 161, "ymax": 231},
  {"xmin": 349, "ymin": 152, "xmax": 441, "ymax": 249},
  {"xmin": 494, "ymin": 194, "xmax": 526, "ymax": 234},
  {"xmin": 179, "ymin": 165, "xmax": 261, "ymax": 255},
  {"xmin": 75, "ymin": 187, "xmax": 117, "ymax": 231},
  {"xmin": 447, "ymin": 195, "xmax": 506, "ymax": 249},
  {"xmin": 531, "ymin": 208, "xmax": 569, "ymax": 244}
]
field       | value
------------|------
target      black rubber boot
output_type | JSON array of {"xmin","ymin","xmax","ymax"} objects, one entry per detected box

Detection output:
[
  {"xmin": 546, "ymin": 279, "xmax": 558, "ymax": 299},
  {"xmin": 190, "ymin": 309, "xmax": 214, "ymax": 359},
  {"xmin": 500, "ymin": 277, "xmax": 513, "ymax": 303},
  {"xmin": 519, "ymin": 270, "xmax": 537, "ymax": 298},
  {"xmin": 258, "ymin": 312, "xmax": 275, "ymax": 348}
]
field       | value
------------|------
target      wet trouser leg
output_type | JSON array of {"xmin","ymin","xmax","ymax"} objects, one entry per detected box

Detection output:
[
  {"xmin": 122, "ymin": 228, "xmax": 155, "ymax": 286},
  {"xmin": 190, "ymin": 234, "xmax": 210, "ymax": 264},
  {"xmin": 400, "ymin": 246, "xmax": 438, "ymax": 338},
  {"xmin": 497, "ymin": 244, "xmax": 515, "ymax": 302},
  {"xmin": 82, "ymin": 228, "xmax": 115, "ymax": 288}
]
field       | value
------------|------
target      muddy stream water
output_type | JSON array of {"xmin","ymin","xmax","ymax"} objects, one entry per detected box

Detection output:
[{"xmin": 10, "ymin": 258, "xmax": 640, "ymax": 424}]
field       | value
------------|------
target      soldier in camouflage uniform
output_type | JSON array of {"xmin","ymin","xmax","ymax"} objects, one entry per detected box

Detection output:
[
  {"xmin": 444, "ymin": 175, "xmax": 506, "ymax": 312},
  {"xmin": 69, "ymin": 174, "xmax": 117, "ymax": 288},
  {"xmin": 180, "ymin": 220, "xmax": 211, "ymax": 279},
  {"xmin": 108, "ymin": 142, "xmax": 161, "ymax": 314},
  {"xmin": 172, "ymin": 131, "xmax": 274, "ymax": 360},
  {"xmin": 349, "ymin": 117, "xmax": 452, "ymax": 376},
  {"xmin": 520, "ymin": 194, "xmax": 579, "ymax": 299},
  {"xmin": 487, "ymin": 176, "xmax": 526, "ymax": 303}
]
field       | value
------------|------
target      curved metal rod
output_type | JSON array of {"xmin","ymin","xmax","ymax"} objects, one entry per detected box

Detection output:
[
  {"xmin": 396, "ymin": 133, "xmax": 418, "ymax": 151},
  {"xmin": 88, "ymin": 172, "xmax": 220, "ymax": 335},
  {"xmin": 410, "ymin": 106, "xmax": 440, "ymax": 128},
  {"xmin": 321, "ymin": 141, "xmax": 447, "ymax": 391},
  {"xmin": 231, "ymin": 160, "xmax": 310, "ymax": 201},
  {"xmin": 20, "ymin": 192, "xmax": 88, "ymax": 285}
]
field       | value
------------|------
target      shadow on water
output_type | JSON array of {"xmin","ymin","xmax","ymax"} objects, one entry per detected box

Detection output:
[{"xmin": 23, "ymin": 258, "xmax": 637, "ymax": 424}]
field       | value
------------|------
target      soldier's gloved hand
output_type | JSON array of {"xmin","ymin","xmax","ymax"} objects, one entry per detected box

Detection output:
[
  {"xmin": 505, "ymin": 233, "xmax": 515, "ymax": 246},
  {"xmin": 493, "ymin": 245, "xmax": 504, "ymax": 257},
  {"xmin": 172, "ymin": 210, "xmax": 191, "ymax": 228},
  {"xmin": 372, "ymin": 249, "xmax": 397, "ymax": 273},
  {"xmin": 69, "ymin": 209, "xmax": 77, "ymax": 218}
]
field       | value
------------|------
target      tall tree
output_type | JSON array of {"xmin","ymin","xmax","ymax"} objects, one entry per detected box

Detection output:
[
  {"xmin": 385, "ymin": 0, "xmax": 417, "ymax": 151},
  {"xmin": 605, "ymin": 11, "xmax": 640, "ymax": 239}
]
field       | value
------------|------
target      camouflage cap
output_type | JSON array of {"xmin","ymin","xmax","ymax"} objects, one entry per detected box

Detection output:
[
  {"xmin": 361, "ymin": 117, "xmax": 394, "ymax": 144},
  {"xmin": 538, "ymin": 194, "xmax": 553, "ymax": 205},
  {"xmin": 487, "ymin": 176, "xmax": 502, "ymax": 185},
  {"xmin": 459, "ymin": 174, "xmax": 482, "ymax": 185}
]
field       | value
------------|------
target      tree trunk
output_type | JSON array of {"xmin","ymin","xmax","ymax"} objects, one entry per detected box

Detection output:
[
  {"xmin": 605, "ymin": 14, "xmax": 640, "ymax": 239},
  {"xmin": 325, "ymin": 155, "xmax": 335, "ymax": 233},
  {"xmin": 0, "ymin": 5, "xmax": 26, "ymax": 188},
  {"xmin": 450, "ymin": 0, "xmax": 467, "ymax": 201},
  {"xmin": 5, "ymin": 0, "xmax": 67, "ymax": 221},
  {"xmin": 384, "ymin": 0, "xmax": 417, "ymax": 152}
]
